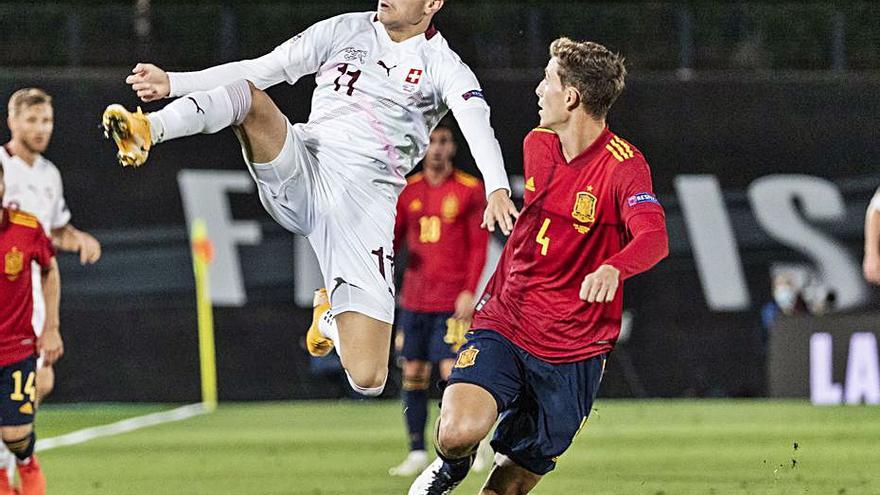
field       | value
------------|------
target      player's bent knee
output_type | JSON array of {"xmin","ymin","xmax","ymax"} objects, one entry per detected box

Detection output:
[
  {"xmin": 437, "ymin": 417, "xmax": 484, "ymax": 458},
  {"xmin": 1, "ymin": 427, "xmax": 35, "ymax": 461}
]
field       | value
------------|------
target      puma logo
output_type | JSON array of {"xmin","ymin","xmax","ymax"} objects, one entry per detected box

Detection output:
[
  {"xmin": 187, "ymin": 96, "xmax": 205, "ymax": 115},
  {"xmin": 377, "ymin": 60, "xmax": 397, "ymax": 77},
  {"xmin": 330, "ymin": 277, "xmax": 363, "ymax": 300}
]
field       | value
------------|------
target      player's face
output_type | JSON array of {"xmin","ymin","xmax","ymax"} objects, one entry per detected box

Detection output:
[
  {"xmin": 535, "ymin": 58, "xmax": 572, "ymax": 130},
  {"xmin": 424, "ymin": 128, "xmax": 456, "ymax": 170},
  {"xmin": 9, "ymin": 103, "xmax": 54, "ymax": 154},
  {"xmin": 377, "ymin": 0, "xmax": 440, "ymax": 29}
]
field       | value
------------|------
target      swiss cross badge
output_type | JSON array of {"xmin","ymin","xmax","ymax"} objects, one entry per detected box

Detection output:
[{"xmin": 405, "ymin": 68, "xmax": 423, "ymax": 84}]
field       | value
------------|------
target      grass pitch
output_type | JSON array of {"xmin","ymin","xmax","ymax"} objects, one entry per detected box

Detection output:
[{"xmin": 36, "ymin": 400, "xmax": 879, "ymax": 494}]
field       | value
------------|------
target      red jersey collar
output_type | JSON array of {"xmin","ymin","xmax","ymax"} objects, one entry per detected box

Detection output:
[{"xmin": 552, "ymin": 127, "xmax": 614, "ymax": 166}]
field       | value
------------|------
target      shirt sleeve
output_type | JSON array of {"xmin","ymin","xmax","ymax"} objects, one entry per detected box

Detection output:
[
  {"xmin": 613, "ymin": 157, "xmax": 665, "ymax": 223},
  {"xmin": 603, "ymin": 157, "xmax": 668, "ymax": 279},
  {"xmin": 433, "ymin": 57, "xmax": 509, "ymax": 196},
  {"xmin": 463, "ymin": 182, "xmax": 488, "ymax": 293},
  {"xmin": 521, "ymin": 130, "xmax": 553, "ymax": 206},
  {"xmin": 169, "ymin": 16, "xmax": 337, "ymax": 96},
  {"xmin": 32, "ymin": 222, "xmax": 56, "ymax": 270},
  {"xmin": 450, "ymin": 107, "xmax": 510, "ymax": 197},
  {"xmin": 603, "ymin": 212, "xmax": 668, "ymax": 280}
]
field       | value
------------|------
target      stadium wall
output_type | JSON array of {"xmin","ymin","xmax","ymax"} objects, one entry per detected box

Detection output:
[{"xmin": 1, "ymin": 72, "xmax": 878, "ymax": 402}]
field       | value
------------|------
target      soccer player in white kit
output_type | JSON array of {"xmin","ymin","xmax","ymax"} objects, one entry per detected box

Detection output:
[
  {"xmin": 1, "ymin": 87, "xmax": 101, "ymax": 485},
  {"xmin": 103, "ymin": 0, "xmax": 518, "ymax": 397}
]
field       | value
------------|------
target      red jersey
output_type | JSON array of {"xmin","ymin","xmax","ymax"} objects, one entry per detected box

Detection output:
[
  {"xmin": 472, "ymin": 128, "xmax": 668, "ymax": 363},
  {"xmin": 395, "ymin": 170, "xmax": 488, "ymax": 312},
  {"xmin": 0, "ymin": 208, "xmax": 55, "ymax": 366}
]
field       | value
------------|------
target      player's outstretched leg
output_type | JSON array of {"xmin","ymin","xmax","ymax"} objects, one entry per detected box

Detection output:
[
  {"xmin": 308, "ymin": 298, "xmax": 391, "ymax": 397},
  {"xmin": 102, "ymin": 78, "xmax": 256, "ymax": 167},
  {"xmin": 409, "ymin": 383, "xmax": 497, "ymax": 495}
]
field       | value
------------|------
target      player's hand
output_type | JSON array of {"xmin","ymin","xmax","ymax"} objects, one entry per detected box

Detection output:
[
  {"xmin": 453, "ymin": 290, "xmax": 476, "ymax": 320},
  {"xmin": 482, "ymin": 189, "xmax": 519, "ymax": 236},
  {"xmin": 37, "ymin": 327, "xmax": 64, "ymax": 366},
  {"xmin": 864, "ymin": 253, "xmax": 880, "ymax": 285},
  {"xmin": 580, "ymin": 264, "xmax": 621, "ymax": 303},
  {"xmin": 126, "ymin": 63, "xmax": 171, "ymax": 102},
  {"xmin": 75, "ymin": 231, "xmax": 102, "ymax": 265}
]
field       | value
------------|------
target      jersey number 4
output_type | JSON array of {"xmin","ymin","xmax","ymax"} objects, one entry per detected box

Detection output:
[
  {"xmin": 536, "ymin": 218, "xmax": 551, "ymax": 256},
  {"xmin": 334, "ymin": 63, "xmax": 362, "ymax": 96}
]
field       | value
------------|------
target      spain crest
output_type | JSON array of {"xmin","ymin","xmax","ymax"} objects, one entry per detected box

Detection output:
[
  {"xmin": 454, "ymin": 346, "xmax": 479, "ymax": 368},
  {"xmin": 4, "ymin": 247, "xmax": 23, "ymax": 281},
  {"xmin": 442, "ymin": 195, "xmax": 460, "ymax": 221},
  {"xmin": 572, "ymin": 191, "xmax": 597, "ymax": 223}
]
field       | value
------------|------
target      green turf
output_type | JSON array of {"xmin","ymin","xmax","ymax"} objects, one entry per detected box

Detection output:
[{"xmin": 34, "ymin": 400, "xmax": 879, "ymax": 494}]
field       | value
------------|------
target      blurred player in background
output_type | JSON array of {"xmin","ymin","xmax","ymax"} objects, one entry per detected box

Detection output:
[
  {"xmin": 1, "ymin": 88, "xmax": 100, "ymax": 479},
  {"xmin": 863, "ymin": 188, "xmax": 880, "ymax": 284},
  {"xmin": 389, "ymin": 122, "xmax": 491, "ymax": 476},
  {"xmin": 0, "ymin": 160, "xmax": 63, "ymax": 495},
  {"xmin": 410, "ymin": 38, "xmax": 669, "ymax": 494},
  {"xmin": 102, "ymin": 0, "xmax": 516, "ymax": 398}
]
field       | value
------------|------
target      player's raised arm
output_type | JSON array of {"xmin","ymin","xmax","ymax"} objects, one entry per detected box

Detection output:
[
  {"xmin": 126, "ymin": 16, "xmax": 338, "ymax": 102},
  {"xmin": 435, "ymin": 59, "xmax": 518, "ymax": 234}
]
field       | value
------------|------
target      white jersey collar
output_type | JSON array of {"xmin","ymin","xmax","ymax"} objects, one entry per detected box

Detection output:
[{"xmin": 372, "ymin": 13, "xmax": 438, "ymax": 49}]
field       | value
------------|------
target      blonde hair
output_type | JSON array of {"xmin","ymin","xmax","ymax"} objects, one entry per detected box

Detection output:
[
  {"xmin": 550, "ymin": 38, "xmax": 626, "ymax": 119},
  {"xmin": 8, "ymin": 88, "xmax": 52, "ymax": 118}
]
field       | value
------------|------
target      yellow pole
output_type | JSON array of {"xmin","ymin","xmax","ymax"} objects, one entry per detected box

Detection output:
[{"xmin": 191, "ymin": 219, "xmax": 218, "ymax": 412}]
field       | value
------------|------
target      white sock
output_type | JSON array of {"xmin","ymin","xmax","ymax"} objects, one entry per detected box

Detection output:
[
  {"xmin": 345, "ymin": 370, "xmax": 387, "ymax": 397},
  {"xmin": 148, "ymin": 79, "xmax": 252, "ymax": 143},
  {"xmin": 318, "ymin": 309, "xmax": 340, "ymax": 347}
]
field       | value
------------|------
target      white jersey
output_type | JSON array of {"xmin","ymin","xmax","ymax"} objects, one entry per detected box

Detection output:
[
  {"xmin": 0, "ymin": 145, "xmax": 69, "ymax": 337},
  {"xmin": 169, "ymin": 11, "xmax": 509, "ymax": 197},
  {"xmin": 0, "ymin": 146, "xmax": 70, "ymax": 235}
]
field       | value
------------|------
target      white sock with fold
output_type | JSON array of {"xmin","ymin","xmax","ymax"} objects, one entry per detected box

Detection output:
[
  {"xmin": 148, "ymin": 79, "xmax": 252, "ymax": 143},
  {"xmin": 318, "ymin": 309, "xmax": 341, "ymax": 352}
]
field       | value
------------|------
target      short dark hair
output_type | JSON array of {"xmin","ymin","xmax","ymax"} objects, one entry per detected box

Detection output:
[
  {"xmin": 434, "ymin": 115, "xmax": 457, "ymax": 134},
  {"xmin": 550, "ymin": 37, "xmax": 626, "ymax": 120}
]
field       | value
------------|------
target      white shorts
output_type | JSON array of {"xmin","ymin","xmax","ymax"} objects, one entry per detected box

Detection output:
[{"xmin": 244, "ymin": 121, "xmax": 396, "ymax": 324}]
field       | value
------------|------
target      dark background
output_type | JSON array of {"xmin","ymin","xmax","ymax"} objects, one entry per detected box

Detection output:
[{"xmin": 1, "ymin": 1, "xmax": 879, "ymax": 402}]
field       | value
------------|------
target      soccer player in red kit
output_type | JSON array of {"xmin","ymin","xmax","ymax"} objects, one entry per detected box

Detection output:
[
  {"xmin": 389, "ymin": 123, "xmax": 489, "ymax": 476},
  {"xmin": 0, "ymin": 161, "xmax": 62, "ymax": 495},
  {"xmin": 410, "ymin": 38, "xmax": 669, "ymax": 495}
]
